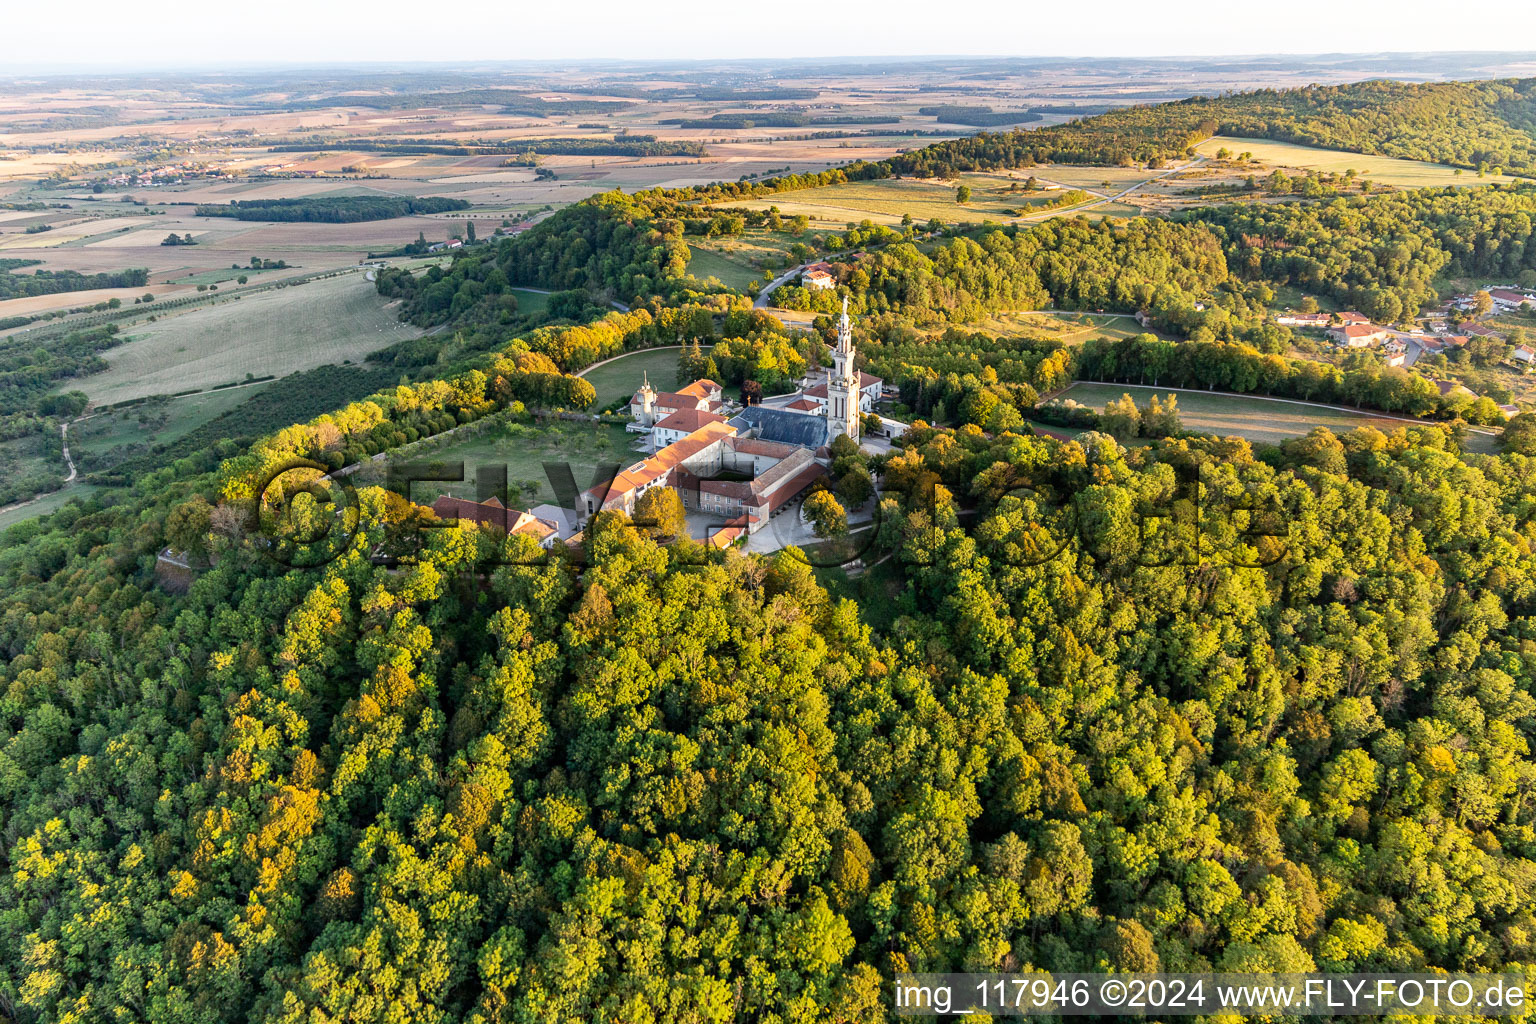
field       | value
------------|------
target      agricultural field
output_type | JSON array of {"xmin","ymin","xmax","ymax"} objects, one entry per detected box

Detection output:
[
  {"xmin": 1194, "ymin": 136, "xmax": 1515, "ymax": 189},
  {"xmin": 1054, "ymin": 381, "xmax": 1498, "ymax": 448},
  {"xmin": 72, "ymin": 272, "xmax": 420, "ymax": 405},
  {"xmin": 714, "ymin": 173, "xmax": 1099, "ymax": 226},
  {"xmin": 578, "ymin": 346, "xmax": 684, "ymax": 408},
  {"xmin": 362, "ymin": 417, "xmax": 639, "ymax": 509}
]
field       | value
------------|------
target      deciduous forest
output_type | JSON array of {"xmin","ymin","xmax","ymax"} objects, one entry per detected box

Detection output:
[{"xmin": 5, "ymin": 69, "xmax": 1536, "ymax": 1024}]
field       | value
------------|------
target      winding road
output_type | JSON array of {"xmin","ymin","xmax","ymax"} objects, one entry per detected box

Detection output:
[
  {"xmin": 752, "ymin": 158, "xmax": 1205, "ymax": 311},
  {"xmin": 61, "ymin": 421, "xmax": 77, "ymax": 484}
]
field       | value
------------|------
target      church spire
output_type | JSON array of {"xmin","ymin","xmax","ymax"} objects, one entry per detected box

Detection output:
[{"xmin": 826, "ymin": 296, "xmax": 860, "ymax": 441}]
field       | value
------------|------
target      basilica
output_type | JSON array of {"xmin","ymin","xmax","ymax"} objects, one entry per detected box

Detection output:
[{"xmin": 582, "ymin": 299, "xmax": 882, "ymax": 536}]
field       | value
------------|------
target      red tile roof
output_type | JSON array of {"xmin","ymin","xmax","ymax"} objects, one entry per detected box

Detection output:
[{"xmin": 652, "ymin": 408, "xmax": 727, "ymax": 433}]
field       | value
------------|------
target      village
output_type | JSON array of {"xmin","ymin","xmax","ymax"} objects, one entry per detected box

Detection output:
[{"xmin": 1271, "ymin": 285, "xmax": 1536, "ymax": 415}]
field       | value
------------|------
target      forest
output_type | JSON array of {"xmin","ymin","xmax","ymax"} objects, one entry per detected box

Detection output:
[
  {"xmin": 194, "ymin": 196, "xmax": 472, "ymax": 223},
  {"xmin": 4, "ymin": 383, "xmax": 1536, "ymax": 1021},
  {"xmin": 677, "ymin": 78, "xmax": 1536, "ymax": 193},
  {"xmin": 8, "ymin": 71, "xmax": 1536, "ymax": 1024}
]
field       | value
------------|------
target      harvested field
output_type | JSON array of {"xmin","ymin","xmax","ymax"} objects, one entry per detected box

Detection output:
[
  {"xmin": 74, "ymin": 272, "xmax": 421, "ymax": 405},
  {"xmin": 1195, "ymin": 136, "xmax": 1515, "ymax": 189}
]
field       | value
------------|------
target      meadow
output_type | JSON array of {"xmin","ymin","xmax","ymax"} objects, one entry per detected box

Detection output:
[
  {"xmin": 67, "ymin": 385, "xmax": 262, "ymax": 472},
  {"xmin": 578, "ymin": 346, "xmax": 684, "ymax": 408},
  {"xmin": 1194, "ymin": 136, "xmax": 1516, "ymax": 189},
  {"xmin": 73, "ymin": 272, "xmax": 421, "ymax": 405},
  {"xmin": 685, "ymin": 247, "xmax": 764, "ymax": 291},
  {"xmin": 714, "ymin": 173, "xmax": 1097, "ymax": 226},
  {"xmin": 1054, "ymin": 381, "xmax": 1495, "ymax": 447},
  {"xmin": 363, "ymin": 418, "xmax": 640, "ymax": 509}
]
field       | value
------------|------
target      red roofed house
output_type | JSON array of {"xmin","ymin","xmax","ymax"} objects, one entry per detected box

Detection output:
[
  {"xmin": 1330, "ymin": 323, "xmax": 1392, "ymax": 347},
  {"xmin": 430, "ymin": 496, "xmax": 560, "ymax": 548},
  {"xmin": 650, "ymin": 407, "xmax": 728, "ymax": 448},
  {"xmin": 1490, "ymin": 289, "xmax": 1536, "ymax": 313},
  {"xmin": 801, "ymin": 262, "xmax": 836, "ymax": 291},
  {"xmin": 628, "ymin": 374, "xmax": 725, "ymax": 432}
]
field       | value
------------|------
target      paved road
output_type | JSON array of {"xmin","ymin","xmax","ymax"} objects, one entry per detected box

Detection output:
[{"xmin": 756, "ymin": 263, "xmax": 809, "ymax": 309}]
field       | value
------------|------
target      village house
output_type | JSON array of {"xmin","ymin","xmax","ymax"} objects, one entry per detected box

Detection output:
[
  {"xmin": 1330, "ymin": 323, "xmax": 1393, "ymax": 347},
  {"xmin": 1274, "ymin": 312, "xmax": 1331, "ymax": 327},
  {"xmin": 1490, "ymin": 289, "xmax": 1536, "ymax": 313},
  {"xmin": 801, "ymin": 261, "xmax": 837, "ymax": 291},
  {"xmin": 429, "ymin": 496, "xmax": 561, "ymax": 548}
]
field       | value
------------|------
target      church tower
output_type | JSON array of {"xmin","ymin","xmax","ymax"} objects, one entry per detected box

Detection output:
[
  {"xmin": 638, "ymin": 372, "xmax": 657, "ymax": 426},
  {"xmin": 826, "ymin": 296, "xmax": 861, "ymax": 440}
]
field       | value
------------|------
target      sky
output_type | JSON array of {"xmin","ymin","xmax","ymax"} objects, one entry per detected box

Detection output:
[{"xmin": 6, "ymin": 0, "xmax": 1536, "ymax": 71}]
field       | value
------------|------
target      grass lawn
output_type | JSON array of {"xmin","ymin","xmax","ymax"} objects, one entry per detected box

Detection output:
[
  {"xmin": 691, "ymin": 227, "xmax": 805, "ymax": 270},
  {"xmin": 365, "ymin": 418, "xmax": 639, "ymax": 509},
  {"xmin": 921, "ymin": 311, "xmax": 1152, "ymax": 345},
  {"xmin": 578, "ymin": 347, "xmax": 684, "ymax": 408},
  {"xmin": 1195, "ymin": 136, "xmax": 1515, "ymax": 189},
  {"xmin": 0, "ymin": 483, "xmax": 100, "ymax": 531},
  {"xmin": 714, "ymin": 172, "xmax": 1096, "ymax": 227},
  {"xmin": 509, "ymin": 288, "xmax": 550, "ymax": 318},
  {"xmin": 75, "ymin": 273, "xmax": 421, "ymax": 405},
  {"xmin": 1057, "ymin": 381, "xmax": 1449, "ymax": 445},
  {"xmin": 685, "ymin": 248, "xmax": 763, "ymax": 291}
]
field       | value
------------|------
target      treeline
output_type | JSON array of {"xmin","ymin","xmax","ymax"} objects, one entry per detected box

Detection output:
[
  {"xmin": 668, "ymin": 114, "xmax": 900, "ymax": 128},
  {"xmin": 195, "ymin": 196, "xmax": 472, "ymax": 223},
  {"xmin": 657, "ymin": 77, "xmax": 1536, "ymax": 210},
  {"xmin": 919, "ymin": 104, "xmax": 1044, "ymax": 126},
  {"xmin": 0, "ymin": 265, "xmax": 147, "ymax": 300},
  {"xmin": 291, "ymin": 89, "xmax": 635, "ymax": 114},
  {"xmin": 269, "ymin": 137, "xmax": 707, "ymax": 158},
  {"xmin": 773, "ymin": 218, "xmax": 1287, "ymax": 349},
  {"xmin": 1071, "ymin": 333, "xmax": 1508, "ymax": 423}
]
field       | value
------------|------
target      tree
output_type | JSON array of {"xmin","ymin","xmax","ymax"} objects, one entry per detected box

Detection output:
[
  {"xmin": 466, "ymin": 220, "xmax": 477, "ymax": 244},
  {"xmin": 1502, "ymin": 412, "xmax": 1536, "ymax": 454},
  {"xmin": 1100, "ymin": 393, "xmax": 1141, "ymax": 437},
  {"xmin": 955, "ymin": 185, "xmax": 972, "ymax": 204},
  {"xmin": 1141, "ymin": 393, "xmax": 1181, "ymax": 437},
  {"xmin": 633, "ymin": 487, "xmax": 687, "ymax": 541},
  {"xmin": 1471, "ymin": 290, "xmax": 1494, "ymax": 318},
  {"xmin": 742, "ymin": 380, "xmax": 763, "ymax": 405},
  {"xmin": 804, "ymin": 489, "xmax": 847, "ymax": 537},
  {"xmin": 862, "ymin": 412, "xmax": 884, "ymax": 436}
]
